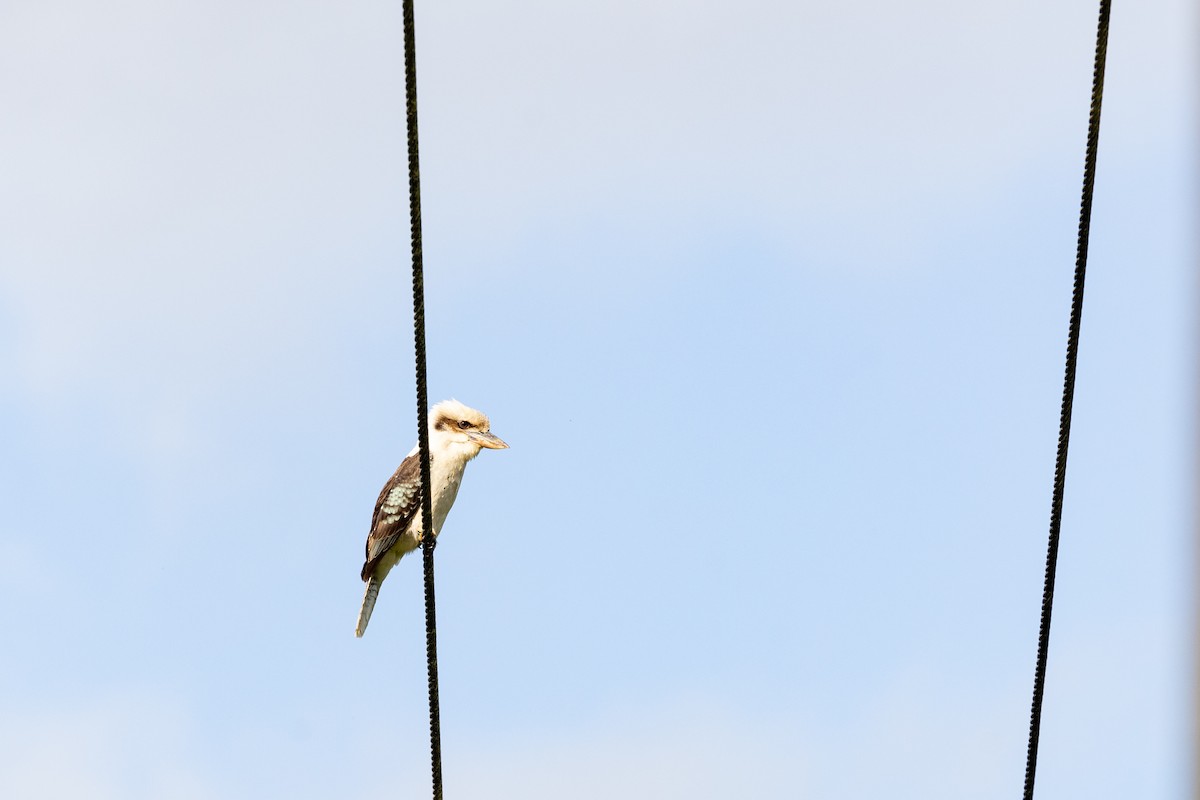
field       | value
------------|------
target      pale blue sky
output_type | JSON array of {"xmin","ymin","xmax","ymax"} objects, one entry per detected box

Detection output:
[{"xmin": 1, "ymin": 1, "xmax": 1195, "ymax": 798}]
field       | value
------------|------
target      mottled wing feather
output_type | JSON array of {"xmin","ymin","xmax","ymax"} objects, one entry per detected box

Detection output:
[{"xmin": 361, "ymin": 453, "xmax": 423, "ymax": 580}]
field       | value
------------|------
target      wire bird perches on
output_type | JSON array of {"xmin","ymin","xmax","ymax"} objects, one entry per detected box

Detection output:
[
  {"xmin": 1022, "ymin": 2, "xmax": 1111, "ymax": 798},
  {"xmin": 401, "ymin": 0, "xmax": 443, "ymax": 797}
]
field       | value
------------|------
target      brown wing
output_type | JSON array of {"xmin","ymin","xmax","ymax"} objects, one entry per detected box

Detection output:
[{"xmin": 361, "ymin": 453, "xmax": 423, "ymax": 580}]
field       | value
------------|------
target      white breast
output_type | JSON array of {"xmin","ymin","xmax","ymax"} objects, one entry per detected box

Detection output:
[
  {"xmin": 431, "ymin": 460, "xmax": 465, "ymax": 532},
  {"xmin": 406, "ymin": 456, "xmax": 468, "ymax": 541}
]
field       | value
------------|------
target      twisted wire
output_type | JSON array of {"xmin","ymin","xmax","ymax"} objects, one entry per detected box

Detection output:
[
  {"xmin": 1022, "ymin": 2, "xmax": 1111, "ymax": 797},
  {"xmin": 401, "ymin": 0, "xmax": 443, "ymax": 796}
]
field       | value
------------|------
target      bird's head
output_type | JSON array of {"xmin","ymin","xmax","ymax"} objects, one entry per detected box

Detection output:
[{"xmin": 429, "ymin": 399, "xmax": 508, "ymax": 460}]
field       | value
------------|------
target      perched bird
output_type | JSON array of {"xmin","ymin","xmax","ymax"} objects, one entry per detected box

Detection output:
[{"xmin": 355, "ymin": 399, "xmax": 508, "ymax": 637}]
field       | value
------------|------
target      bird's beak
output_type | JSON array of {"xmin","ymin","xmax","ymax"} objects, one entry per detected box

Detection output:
[{"xmin": 470, "ymin": 430, "xmax": 509, "ymax": 450}]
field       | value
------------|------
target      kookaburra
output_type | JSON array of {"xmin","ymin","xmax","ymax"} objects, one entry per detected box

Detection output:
[{"xmin": 355, "ymin": 399, "xmax": 508, "ymax": 637}]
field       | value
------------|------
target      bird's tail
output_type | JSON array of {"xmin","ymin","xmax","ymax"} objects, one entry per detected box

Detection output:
[{"xmin": 355, "ymin": 577, "xmax": 381, "ymax": 638}]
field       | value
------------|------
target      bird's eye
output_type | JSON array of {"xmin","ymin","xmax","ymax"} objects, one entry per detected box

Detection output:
[{"xmin": 458, "ymin": 420, "xmax": 471, "ymax": 430}]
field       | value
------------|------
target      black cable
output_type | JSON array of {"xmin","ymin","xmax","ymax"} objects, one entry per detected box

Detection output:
[
  {"xmin": 401, "ymin": 0, "xmax": 443, "ymax": 797},
  {"xmin": 1022, "ymin": 2, "xmax": 1111, "ymax": 797}
]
